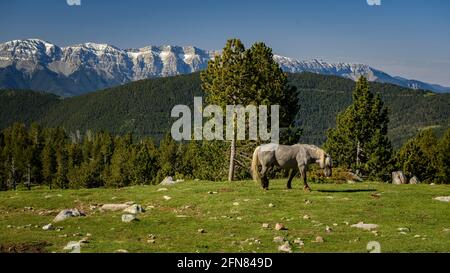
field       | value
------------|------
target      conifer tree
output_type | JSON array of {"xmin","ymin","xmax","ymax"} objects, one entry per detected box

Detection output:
[
  {"xmin": 396, "ymin": 129, "xmax": 439, "ymax": 182},
  {"xmin": 156, "ymin": 133, "xmax": 178, "ymax": 181},
  {"xmin": 201, "ymin": 39, "xmax": 299, "ymax": 181},
  {"xmin": 436, "ymin": 128, "xmax": 450, "ymax": 183},
  {"xmin": 324, "ymin": 77, "xmax": 392, "ymax": 180},
  {"xmin": 54, "ymin": 146, "xmax": 69, "ymax": 189},
  {"xmin": 41, "ymin": 142, "xmax": 56, "ymax": 189},
  {"xmin": 130, "ymin": 138, "xmax": 158, "ymax": 185},
  {"xmin": 108, "ymin": 134, "xmax": 133, "ymax": 187}
]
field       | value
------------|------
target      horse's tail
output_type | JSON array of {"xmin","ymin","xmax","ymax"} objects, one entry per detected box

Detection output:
[{"xmin": 251, "ymin": 146, "xmax": 261, "ymax": 183}]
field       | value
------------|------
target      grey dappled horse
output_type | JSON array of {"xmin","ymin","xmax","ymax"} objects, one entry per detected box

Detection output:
[{"xmin": 251, "ymin": 144, "xmax": 333, "ymax": 191}]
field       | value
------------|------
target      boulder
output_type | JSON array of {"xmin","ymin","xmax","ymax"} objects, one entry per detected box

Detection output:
[
  {"xmin": 42, "ymin": 223, "xmax": 54, "ymax": 231},
  {"xmin": 123, "ymin": 204, "xmax": 145, "ymax": 214},
  {"xmin": 392, "ymin": 171, "xmax": 408, "ymax": 185},
  {"xmin": 409, "ymin": 176, "xmax": 420, "ymax": 185},
  {"xmin": 101, "ymin": 203, "xmax": 131, "ymax": 212},
  {"xmin": 278, "ymin": 242, "xmax": 292, "ymax": 253},
  {"xmin": 160, "ymin": 176, "xmax": 176, "ymax": 186},
  {"xmin": 294, "ymin": 238, "xmax": 305, "ymax": 247},
  {"xmin": 121, "ymin": 214, "xmax": 138, "ymax": 223},
  {"xmin": 273, "ymin": 236, "xmax": 285, "ymax": 243},
  {"xmin": 351, "ymin": 222, "xmax": 379, "ymax": 230},
  {"xmin": 434, "ymin": 196, "xmax": 450, "ymax": 203},
  {"xmin": 53, "ymin": 209, "xmax": 85, "ymax": 222},
  {"xmin": 275, "ymin": 223, "xmax": 287, "ymax": 231},
  {"xmin": 63, "ymin": 241, "xmax": 81, "ymax": 253}
]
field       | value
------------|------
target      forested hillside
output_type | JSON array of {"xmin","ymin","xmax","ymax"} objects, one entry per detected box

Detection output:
[
  {"xmin": 1, "ymin": 72, "xmax": 449, "ymax": 148},
  {"xmin": 289, "ymin": 73, "xmax": 450, "ymax": 146}
]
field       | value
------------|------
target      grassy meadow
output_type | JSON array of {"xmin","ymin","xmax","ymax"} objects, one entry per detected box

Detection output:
[{"xmin": 0, "ymin": 180, "xmax": 449, "ymax": 253}]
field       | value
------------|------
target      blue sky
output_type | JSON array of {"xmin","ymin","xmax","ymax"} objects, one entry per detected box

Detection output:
[{"xmin": 1, "ymin": 0, "xmax": 449, "ymax": 86}]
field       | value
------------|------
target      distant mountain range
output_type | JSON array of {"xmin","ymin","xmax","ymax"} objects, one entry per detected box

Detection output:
[{"xmin": 1, "ymin": 39, "xmax": 449, "ymax": 96}]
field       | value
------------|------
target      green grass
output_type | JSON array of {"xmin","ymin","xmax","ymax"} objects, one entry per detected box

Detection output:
[{"xmin": 0, "ymin": 180, "xmax": 449, "ymax": 253}]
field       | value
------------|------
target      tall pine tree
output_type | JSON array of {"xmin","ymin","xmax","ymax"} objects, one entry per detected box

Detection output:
[
  {"xmin": 201, "ymin": 39, "xmax": 299, "ymax": 181},
  {"xmin": 324, "ymin": 77, "xmax": 392, "ymax": 180},
  {"xmin": 436, "ymin": 128, "xmax": 450, "ymax": 183}
]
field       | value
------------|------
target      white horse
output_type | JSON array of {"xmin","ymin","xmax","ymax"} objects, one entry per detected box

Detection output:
[{"xmin": 251, "ymin": 144, "xmax": 333, "ymax": 191}]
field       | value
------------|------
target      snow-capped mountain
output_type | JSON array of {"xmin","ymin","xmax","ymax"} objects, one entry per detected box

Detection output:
[
  {"xmin": 274, "ymin": 55, "xmax": 450, "ymax": 93},
  {"xmin": 1, "ymin": 39, "xmax": 448, "ymax": 96},
  {"xmin": 0, "ymin": 39, "xmax": 217, "ymax": 96}
]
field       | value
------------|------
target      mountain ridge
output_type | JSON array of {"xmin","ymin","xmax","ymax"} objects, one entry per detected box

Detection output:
[{"xmin": 1, "ymin": 39, "xmax": 449, "ymax": 96}]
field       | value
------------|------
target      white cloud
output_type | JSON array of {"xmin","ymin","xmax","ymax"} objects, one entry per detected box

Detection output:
[{"xmin": 66, "ymin": 0, "xmax": 81, "ymax": 6}]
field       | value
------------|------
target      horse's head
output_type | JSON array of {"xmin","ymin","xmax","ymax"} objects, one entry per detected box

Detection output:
[
  {"xmin": 323, "ymin": 154, "xmax": 333, "ymax": 177},
  {"xmin": 317, "ymin": 152, "xmax": 333, "ymax": 177}
]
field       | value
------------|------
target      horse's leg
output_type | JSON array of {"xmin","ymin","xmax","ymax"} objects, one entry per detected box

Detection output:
[
  {"xmin": 299, "ymin": 165, "xmax": 311, "ymax": 192},
  {"xmin": 287, "ymin": 169, "xmax": 298, "ymax": 190},
  {"xmin": 260, "ymin": 166, "xmax": 269, "ymax": 190}
]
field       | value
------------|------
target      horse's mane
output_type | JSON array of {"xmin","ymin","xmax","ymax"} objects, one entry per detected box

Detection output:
[{"xmin": 295, "ymin": 144, "xmax": 328, "ymax": 166}]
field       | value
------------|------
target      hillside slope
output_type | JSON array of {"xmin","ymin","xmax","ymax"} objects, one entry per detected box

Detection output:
[{"xmin": 1, "ymin": 72, "xmax": 449, "ymax": 148}]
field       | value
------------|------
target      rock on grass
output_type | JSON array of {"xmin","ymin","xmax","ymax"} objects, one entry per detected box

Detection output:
[
  {"xmin": 63, "ymin": 241, "xmax": 81, "ymax": 253},
  {"xmin": 101, "ymin": 204, "xmax": 131, "ymax": 212},
  {"xmin": 121, "ymin": 214, "xmax": 138, "ymax": 223},
  {"xmin": 273, "ymin": 236, "xmax": 285, "ymax": 243},
  {"xmin": 53, "ymin": 209, "xmax": 85, "ymax": 222},
  {"xmin": 278, "ymin": 242, "xmax": 292, "ymax": 253},
  {"xmin": 42, "ymin": 224, "xmax": 54, "ymax": 231},
  {"xmin": 434, "ymin": 196, "xmax": 450, "ymax": 202},
  {"xmin": 275, "ymin": 223, "xmax": 287, "ymax": 231},
  {"xmin": 351, "ymin": 222, "xmax": 379, "ymax": 231},
  {"xmin": 315, "ymin": 236, "xmax": 324, "ymax": 243},
  {"xmin": 123, "ymin": 204, "xmax": 145, "ymax": 214}
]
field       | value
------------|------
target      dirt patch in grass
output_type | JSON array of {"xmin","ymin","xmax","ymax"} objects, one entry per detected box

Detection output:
[{"xmin": 0, "ymin": 241, "xmax": 52, "ymax": 253}]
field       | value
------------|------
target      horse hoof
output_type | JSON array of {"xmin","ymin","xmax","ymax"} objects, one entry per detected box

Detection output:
[{"xmin": 303, "ymin": 187, "xmax": 312, "ymax": 192}]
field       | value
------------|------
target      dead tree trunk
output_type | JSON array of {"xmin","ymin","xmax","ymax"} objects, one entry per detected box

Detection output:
[{"xmin": 228, "ymin": 112, "xmax": 237, "ymax": 182}]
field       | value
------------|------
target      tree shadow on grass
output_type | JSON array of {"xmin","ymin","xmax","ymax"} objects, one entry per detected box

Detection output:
[{"xmin": 316, "ymin": 189, "xmax": 377, "ymax": 193}]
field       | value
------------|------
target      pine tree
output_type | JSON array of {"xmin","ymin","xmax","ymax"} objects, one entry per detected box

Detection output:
[
  {"xmin": 54, "ymin": 146, "xmax": 69, "ymax": 189},
  {"xmin": 396, "ymin": 129, "xmax": 439, "ymax": 183},
  {"xmin": 436, "ymin": 128, "xmax": 450, "ymax": 183},
  {"xmin": 41, "ymin": 143, "xmax": 56, "ymax": 189},
  {"xmin": 130, "ymin": 138, "xmax": 159, "ymax": 185},
  {"xmin": 156, "ymin": 133, "xmax": 178, "ymax": 181},
  {"xmin": 2, "ymin": 123, "xmax": 30, "ymax": 190},
  {"xmin": 324, "ymin": 77, "xmax": 392, "ymax": 180},
  {"xmin": 0, "ymin": 131, "xmax": 6, "ymax": 190},
  {"xmin": 107, "ymin": 135, "xmax": 133, "ymax": 188},
  {"xmin": 28, "ymin": 123, "xmax": 43, "ymax": 187},
  {"xmin": 67, "ymin": 143, "xmax": 83, "ymax": 169},
  {"xmin": 201, "ymin": 39, "xmax": 299, "ymax": 181}
]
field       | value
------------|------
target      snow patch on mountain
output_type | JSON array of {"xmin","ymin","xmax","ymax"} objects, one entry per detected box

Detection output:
[{"xmin": 0, "ymin": 39, "xmax": 449, "ymax": 96}]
